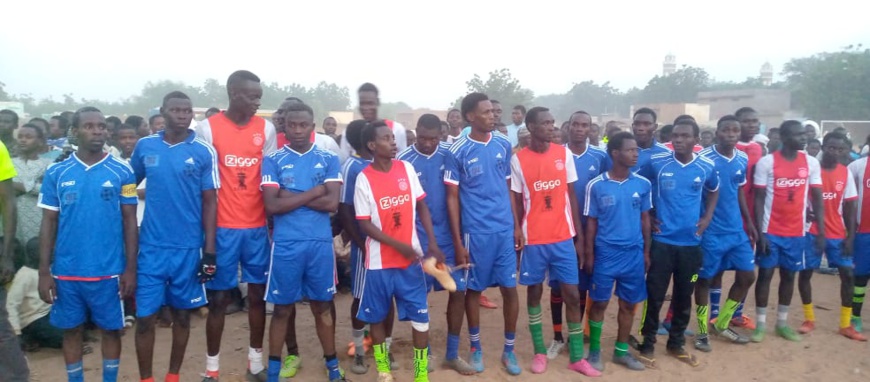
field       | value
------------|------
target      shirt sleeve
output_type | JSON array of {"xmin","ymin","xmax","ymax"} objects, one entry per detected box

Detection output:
[
  {"xmin": 340, "ymin": 162, "xmax": 356, "ymax": 205},
  {"xmin": 0, "ymin": 141, "xmax": 17, "ymax": 182},
  {"xmin": 705, "ymin": 166, "xmax": 720, "ymax": 192},
  {"xmin": 130, "ymin": 143, "xmax": 145, "ymax": 184},
  {"xmin": 120, "ymin": 167, "xmax": 139, "ymax": 205},
  {"xmin": 339, "ymin": 133, "xmax": 354, "ymax": 165},
  {"xmin": 849, "ymin": 160, "xmax": 865, "ymax": 190},
  {"xmin": 37, "ymin": 166, "xmax": 60, "ymax": 211},
  {"xmin": 509, "ymin": 155, "xmax": 524, "ymax": 193},
  {"xmin": 325, "ymin": 154, "xmax": 342, "ymax": 183},
  {"xmin": 565, "ymin": 148, "xmax": 578, "ymax": 183},
  {"xmin": 195, "ymin": 120, "xmax": 213, "ymax": 144},
  {"xmin": 503, "ymin": 141, "xmax": 513, "ymax": 180},
  {"xmin": 583, "ymin": 181, "xmax": 597, "ymax": 217},
  {"xmin": 641, "ymin": 180, "xmax": 653, "ymax": 212},
  {"xmin": 201, "ymin": 143, "xmax": 220, "ymax": 191},
  {"xmin": 443, "ymin": 149, "xmax": 460, "ymax": 186},
  {"xmin": 263, "ymin": 120, "xmax": 278, "ymax": 156},
  {"xmin": 845, "ymin": 168, "xmax": 859, "ymax": 201},
  {"xmin": 405, "ymin": 161, "xmax": 426, "ymax": 201},
  {"xmin": 753, "ymin": 155, "xmax": 773, "ymax": 188},
  {"xmin": 808, "ymin": 156, "xmax": 823, "ymax": 187},
  {"xmin": 737, "ymin": 158, "xmax": 748, "ymax": 186},
  {"xmin": 260, "ymin": 155, "xmax": 280, "ymax": 189},
  {"xmin": 354, "ymin": 173, "xmax": 373, "ymax": 219}
]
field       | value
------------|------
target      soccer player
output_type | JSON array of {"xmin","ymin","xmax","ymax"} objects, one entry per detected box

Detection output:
[
  {"xmin": 637, "ymin": 119, "xmax": 719, "ymax": 368},
  {"xmin": 338, "ymin": 83, "xmax": 407, "ymax": 162},
  {"xmin": 355, "ymin": 121, "xmax": 443, "ymax": 382},
  {"xmin": 131, "ymin": 92, "xmax": 219, "ymax": 382},
  {"xmin": 37, "ymin": 106, "xmax": 138, "ymax": 382},
  {"xmin": 547, "ymin": 111, "xmax": 610, "ymax": 360},
  {"xmin": 261, "ymin": 102, "xmax": 345, "ymax": 382},
  {"xmin": 115, "ymin": 123, "xmax": 139, "ymax": 160},
  {"xmin": 752, "ymin": 120, "xmax": 824, "ymax": 343},
  {"xmin": 629, "ymin": 108, "xmax": 670, "ymax": 173},
  {"xmin": 196, "ymin": 70, "xmax": 278, "ymax": 381},
  {"xmin": 849, "ymin": 151, "xmax": 870, "ymax": 332},
  {"xmin": 509, "ymin": 107, "xmax": 599, "ymax": 376},
  {"xmin": 445, "ymin": 93, "xmax": 521, "ymax": 375},
  {"xmin": 797, "ymin": 132, "xmax": 865, "ymax": 340},
  {"xmin": 584, "ymin": 131, "xmax": 652, "ymax": 372},
  {"xmin": 398, "ymin": 114, "xmax": 476, "ymax": 375},
  {"xmin": 693, "ymin": 115, "xmax": 757, "ymax": 352}
]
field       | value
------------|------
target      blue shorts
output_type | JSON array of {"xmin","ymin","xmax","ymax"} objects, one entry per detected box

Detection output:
[
  {"xmin": 756, "ymin": 234, "xmax": 804, "ymax": 271},
  {"xmin": 699, "ymin": 231, "xmax": 756, "ymax": 279},
  {"xmin": 465, "ymin": 230, "xmax": 517, "ymax": 291},
  {"xmin": 136, "ymin": 246, "xmax": 208, "ymax": 317},
  {"xmin": 357, "ymin": 263, "xmax": 429, "ymax": 324},
  {"xmin": 855, "ymin": 233, "xmax": 870, "ymax": 276},
  {"xmin": 590, "ymin": 244, "xmax": 646, "ymax": 304},
  {"xmin": 50, "ymin": 278, "xmax": 123, "ymax": 331},
  {"xmin": 350, "ymin": 243, "xmax": 365, "ymax": 299},
  {"xmin": 804, "ymin": 234, "xmax": 852, "ymax": 269},
  {"xmin": 549, "ymin": 272, "xmax": 591, "ymax": 291},
  {"xmin": 423, "ymin": 241, "xmax": 467, "ymax": 293},
  {"xmin": 520, "ymin": 239, "xmax": 579, "ymax": 286},
  {"xmin": 266, "ymin": 240, "xmax": 336, "ymax": 305},
  {"xmin": 207, "ymin": 226, "xmax": 270, "ymax": 290}
]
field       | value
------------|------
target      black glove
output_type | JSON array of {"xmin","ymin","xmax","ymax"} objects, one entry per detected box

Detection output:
[{"xmin": 198, "ymin": 252, "xmax": 217, "ymax": 283}]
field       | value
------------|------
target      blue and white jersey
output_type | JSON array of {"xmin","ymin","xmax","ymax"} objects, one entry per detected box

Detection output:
[
  {"xmin": 568, "ymin": 144, "xmax": 611, "ymax": 217},
  {"xmin": 631, "ymin": 139, "xmax": 671, "ymax": 174},
  {"xmin": 700, "ymin": 146, "xmax": 749, "ymax": 235},
  {"xmin": 584, "ymin": 172, "xmax": 652, "ymax": 249},
  {"xmin": 399, "ymin": 142, "xmax": 452, "ymax": 244}
]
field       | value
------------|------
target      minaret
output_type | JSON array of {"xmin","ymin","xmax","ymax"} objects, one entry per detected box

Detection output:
[
  {"xmin": 760, "ymin": 62, "xmax": 773, "ymax": 86},
  {"xmin": 663, "ymin": 53, "xmax": 676, "ymax": 76}
]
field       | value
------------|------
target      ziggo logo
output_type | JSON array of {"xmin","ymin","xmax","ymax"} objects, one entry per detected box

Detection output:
[
  {"xmin": 533, "ymin": 179, "xmax": 561, "ymax": 191},
  {"xmin": 224, "ymin": 155, "xmax": 259, "ymax": 167},
  {"xmin": 775, "ymin": 178, "xmax": 806, "ymax": 188},
  {"xmin": 379, "ymin": 194, "xmax": 410, "ymax": 209}
]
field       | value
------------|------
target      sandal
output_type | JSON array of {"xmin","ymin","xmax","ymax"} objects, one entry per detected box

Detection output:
[
  {"xmin": 667, "ymin": 348, "xmax": 699, "ymax": 367},
  {"xmin": 636, "ymin": 352, "xmax": 658, "ymax": 369}
]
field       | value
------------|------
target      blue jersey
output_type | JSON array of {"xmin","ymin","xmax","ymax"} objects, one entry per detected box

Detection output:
[
  {"xmin": 38, "ymin": 154, "xmax": 138, "ymax": 277},
  {"xmin": 640, "ymin": 152, "xmax": 720, "ymax": 246},
  {"xmin": 398, "ymin": 143, "xmax": 452, "ymax": 244},
  {"xmin": 700, "ymin": 146, "xmax": 749, "ymax": 235},
  {"xmin": 130, "ymin": 131, "xmax": 219, "ymax": 249},
  {"xmin": 568, "ymin": 144, "xmax": 611, "ymax": 216},
  {"xmin": 340, "ymin": 155, "xmax": 371, "ymax": 239},
  {"xmin": 584, "ymin": 172, "xmax": 652, "ymax": 248},
  {"xmin": 261, "ymin": 145, "xmax": 342, "ymax": 243},
  {"xmin": 631, "ymin": 140, "xmax": 671, "ymax": 174},
  {"xmin": 444, "ymin": 133, "xmax": 513, "ymax": 234}
]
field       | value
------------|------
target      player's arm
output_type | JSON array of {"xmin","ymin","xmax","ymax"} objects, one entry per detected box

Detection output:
[
  {"xmin": 566, "ymin": 182, "xmax": 585, "ymax": 264},
  {"xmin": 37, "ymin": 209, "xmax": 58, "ymax": 304},
  {"xmin": 0, "ymin": 179, "xmax": 16, "ymax": 281},
  {"xmin": 808, "ymin": 159, "xmax": 825, "ymax": 250},
  {"xmin": 263, "ymin": 185, "xmax": 326, "ymax": 215},
  {"xmin": 445, "ymin": 184, "xmax": 466, "ymax": 263},
  {"xmin": 305, "ymin": 182, "xmax": 340, "ymax": 212},
  {"xmin": 697, "ymin": 189, "xmax": 719, "ymax": 236},
  {"xmin": 737, "ymin": 185, "xmax": 758, "ymax": 243},
  {"xmin": 753, "ymin": 156, "xmax": 771, "ymax": 253},
  {"xmin": 358, "ymin": 219, "xmax": 419, "ymax": 261},
  {"xmin": 202, "ymin": 189, "xmax": 217, "ymax": 254},
  {"xmin": 642, "ymin": 210, "xmax": 652, "ymax": 272},
  {"xmin": 339, "ymin": 204, "xmax": 365, "ymax": 249},
  {"xmin": 584, "ymin": 217, "xmax": 597, "ymax": 275},
  {"xmin": 416, "ymin": 199, "xmax": 445, "ymax": 263},
  {"xmin": 845, "ymin": 199, "xmax": 857, "ymax": 256},
  {"xmin": 120, "ymin": 204, "xmax": 138, "ymax": 298}
]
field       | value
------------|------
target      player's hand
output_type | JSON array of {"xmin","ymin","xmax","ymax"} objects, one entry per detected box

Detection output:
[
  {"xmin": 574, "ymin": 239, "xmax": 585, "ymax": 268},
  {"xmin": 695, "ymin": 216, "xmax": 712, "ymax": 237},
  {"xmin": 38, "ymin": 273, "xmax": 56, "ymax": 305},
  {"xmin": 198, "ymin": 252, "xmax": 217, "ymax": 283},
  {"xmin": 0, "ymin": 257, "xmax": 14, "ymax": 284},
  {"xmin": 644, "ymin": 251, "xmax": 651, "ymax": 273},
  {"xmin": 757, "ymin": 235, "xmax": 770, "ymax": 256},
  {"xmin": 513, "ymin": 227, "xmax": 525, "ymax": 252},
  {"xmin": 119, "ymin": 268, "xmax": 136, "ymax": 298},
  {"xmin": 814, "ymin": 234, "xmax": 825, "ymax": 254},
  {"xmin": 844, "ymin": 237, "xmax": 855, "ymax": 257},
  {"xmin": 652, "ymin": 218, "xmax": 662, "ymax": 234},
  {"xmin": 745, "ymin": 223, "xmax": 759, "ymax": 244},
  {"xmin": 455, "ymin": 245, "xmax": 470, "ymax": 268},
  {"xmin": 426, "ymin": 243, "xmax": 446, "ymax": 265},
  {"xmin": 584, "ymin": 253, "xmax": 594, "ymax": 275},
  {"xmin": 397, "ymin": 243, "xmax": 420, "ymax": 262}
]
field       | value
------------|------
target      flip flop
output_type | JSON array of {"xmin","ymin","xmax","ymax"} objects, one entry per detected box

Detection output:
[
  {"xmin": 667, "ymin": 348, "xmax": 700, "ymax": 367},
  {"xmin": 636, "ymin": 353, "xmax": 658, "ymax": 369},
  {"xmin": 423, "ymin": 257, "xmax": 456, "ymax": 292}
]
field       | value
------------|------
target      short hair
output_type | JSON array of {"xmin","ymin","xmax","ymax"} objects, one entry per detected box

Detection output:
[
  {"xmin": 50, "ymin": 115, "xmax": 70, "ymax": 131},
  {"xmin": 72, "ymin": 106, "xmax": 102, "ymax": 128},
  {"xmin": 148, "ymin": 114, "xmax": 164, "ymax": 126},
  {"xmin": 490, "ymin": 99, "xmax": 500, "ymax": 105},
  {"xmin": 28, "ymin": 117, "xmax": 49, "ymax": 129},
  {"xmin": 525, "ymin": 106, "xmax": 549, "ymax": 126},
  {"xmin": 124, "ymin": 115, "xmax": 145, "ymax": 128},
  {"xmin": 701, "ymin": 130, "xmax": 715, "ymax": 137},
  {"xmin": 227, "ymin": 70, "xmax": 260, "ymax": 88},
  {"xmin": 361, "ymin": 120, "xmax": 389, "ymax": 146},
  {"xmin": 416, "ymin": 114, "xmax": 442, "ymax": 131},
  {"xmin": 607, "ymin": 132, "xmax": 635, "ymax": 157},
  {"xmin": 659, "ymin": 124, "xmax": 674, "ymax": 136},
  {"xmin": 673, "ymin": 119, "xmax": 700, "ymax": 137},
  {"xmin": 162, "ymin": 91, "xmax": 190, "ymax": 107},
  {"xmin": 0, "ymin": 109, "xmax": 19, "ymax": 126},
  {"xmin": 779, "ymin": 120, "xmax": 803, "ymax": 137},
  {"xmin": 460, "ymin": 93, "xmax": 489, "ymax": 122},
  {"xmin": 512, "ymin": 105, "xmax": 527, "ymax": 115},
  {"xmin": 116, "ymin": 123, "xmax": 137, "ymax": 133},
  {"xmin": 807, "ymin": 138, "xmax": 822, "ymax": 146},
  {"xmin": 358, "ymin": 82, "xmax": 379, "ymax": 96},
  {"xmin": 285, "ymin": 97, "xmax": 304, "ymax": 103},
  {"xmin": 717, "ymin": 115, "xmax": 740, "ymax": 130},
  {"xmin": 323, "ymin": 116, "xmax": 336, "ymax": 123},
  {"xmin": 734, "ymin": 107, "xmax": 756, "ymax": 119},
  {"xmin": 570, "ymin": 110, "xmax": 591, "ymax": 121},
  {"xmin": 633, "ymin": 107, "xmax": 657, "ymax": 123},
  {"xmin": 822, "ymin": 132, "xmax": 848, "ymax": 146},
  {"xmin": 673, "ymin": 114, "xmax": 695, "ymax": 124},
  {"xmin": 768, "ymin": 127, "xmax": 780, "ymax": 135},
  {"xmin": 205, "ymin": 107, "xmax": 221, "ymax": 114},
  {"xmin": 19, "ymin": 123, "xmax": 45, "ymax": 140},
  {"xmin": 284, "ymin": 102, "xmax": 314, "ymax": 118},
  {"xmin": 345, "ymin": 119, "xmax": 369, "ymax": 153},
  {"xmin": 105, "ymin": 116, "xmax": 122, "ymax": 127}
]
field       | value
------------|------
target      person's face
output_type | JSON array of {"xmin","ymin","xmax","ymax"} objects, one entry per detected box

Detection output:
[
  {"xmin": 781, "ymin": 125, "xmax": 806, "ymax": 150},
  {"xmin": 805, "ymin": 125, "xmax": 817, "ymax": 140},
  {"xmin": 447, "ymin": 111, "xmax": 463, "ymax": 130},
  {"xmin": 822, "ymin": 138, "xmax": 848, "ymax": 164},
  {"xmin": 406, "ymin": 130, "xmax": 416, "ymax": 147},
  {"xmin": 31, "ymin": 120, "xmax": 49, "ymax": 135},
  {"xmin": 589, "ymin": 124, "xmax": 600, "ymax": 139},
  {"xmin": 700, "ymin": 132, "xmax": 715, "ymax": 147},
  {"xmin": 49, "ymin": 118, "xmax": 64, "ymax": 138},
  {"xmin": 323, "ymin": 118, "xmax": 338, "ymax": 135},
  {"xmin": 492, "ymin": 103, "xmax": 503, "ymax": 123},
  {"xmin": 272, "ymin": 109, "xmax": 286, "ymax": 133},
  {"xmin": 528, "ymin": 111, "xmax": 555, "ymax": 144},
  {"xmin": 807, "ymin": 141, "xmax": 822, "ymax": 157},
  {"xmin": 511, "ymin": 108, "xmax": 523, "ymax": 125},
  {"xmin": 716, "ymin": 121, "xmax": 740, "ymax": 148},
  {"xmin": 440, "ymin": 122, "xmax": 449, "ymax": 141},
  {"xmin": 137, "ymin": 123, "xmax": 151, "ymax": 138},
  {"xmin": 415, "ymin": 127, "xmax": 440, "ymax": 155},
  {"xmin": 116, "ymin": 129, "xmax": 139, "ymax": 155},
  {"xmin": 368, "ymin": 125, "xmax": 396, "ymax": 159},
  {"xmin": 739, "ymin": 112, "xmax": 760, "ymax": 139},
  {"xmin": 150, "ymin": 116, "xmax": 166, "ymax": 133},
  {"xmin": 229, "ymin": 80, "xmax": 263, "ymax": 117},
  {"xmin": 285, "ymin": 111, "xmax": 315, "ymax": 150},
  {"xmin": 613, "ymin": 138, "xmax": 639, "ymax": 168},
  {"xmin": 0, "ymin": 114, "xmax": 15, "ymax": 136},
  {"xmin": 671, "ymin": 124, "xmax": 698, "ymax": 156},
  {"xmin": 569, "ymin": 113, "xmax": 592, "ymax": 144},
  {"xmin": 468, "ymin": 100, "xmax": 494, "ymax": 132},
  {"xmin": 16, "ymin": 127, "xmax": 41, "ymax": 153},
  {"xmin": 161, "ymin": 97, "xmax": 194, "ymax": 131},
  {"xmin": 74, "ymin": 111, "xmax": 108, "ymax": 152},
  {"xmin": 359, "ymin": 91, "xmax": 379, "ymax": 122},
  {"xmin": 631, "ymin": 113, "xmax": 656, "ymax": 146}
]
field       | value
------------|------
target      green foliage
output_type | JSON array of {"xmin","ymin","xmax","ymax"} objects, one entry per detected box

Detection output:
[
  {"xmin": 637, "ymin": 66, "xmax": 710, "ymax": 103},
  {"xmin": 783, "ymin": 45, "xmax": 870, "ymax": 120},
  {"xmin": 454, "ymin": 68, "xmax": 534, "ymax": 110}
]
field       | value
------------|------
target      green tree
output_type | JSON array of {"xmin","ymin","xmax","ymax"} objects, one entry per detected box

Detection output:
[
  {"xmin": 639, "ymin": 66, "xmax": 710, "ymax": 103},
  {"xmin": 0, "ymin": 82, "xmax": 9, "ymax": 102},
  {"xmin": 456, "ymin": 68, "xmax": 534, "ymax": 111},
  {"xmin": 784, "ymin": 45, "xmax": 870, "ymax": 120}
]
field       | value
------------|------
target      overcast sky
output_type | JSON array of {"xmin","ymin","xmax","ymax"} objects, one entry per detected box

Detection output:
[{"xmin": 2, "ymin": 0, "xmax": 868, "ymax": 109}]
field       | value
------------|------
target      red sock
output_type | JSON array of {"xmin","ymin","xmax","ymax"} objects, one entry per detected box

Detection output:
[
  {"xmin": 165, "ymin": 373, "xmax": 180, "ymax": 382},
  {"xmin": 664, "ymin": 304, "xmax": 674, "ymax": 324}
]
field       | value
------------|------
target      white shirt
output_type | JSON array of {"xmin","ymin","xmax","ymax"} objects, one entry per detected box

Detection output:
[
  {"xmin": 338, "ymin": 119, "xmax": 406, "ymax": 163},
  {"xmin": 314, "ymin": 133, "xmax": 341, "ymax": 155},
  {"xmin": 6, "ymin": 267, "xmax": 51, "ymax": 335}
]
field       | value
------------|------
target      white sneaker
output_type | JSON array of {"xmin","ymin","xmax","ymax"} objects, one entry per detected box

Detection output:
[{"xmin": 546, "ymin": 340, "xmax": 565, "ymax": 360}]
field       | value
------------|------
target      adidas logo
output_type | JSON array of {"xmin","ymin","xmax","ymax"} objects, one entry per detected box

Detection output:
[
  {"xmin": 185, "ymin": 157, "xmax": 194, "ymax": 164},
  {"xmin": 632, "ymin": 192, "xmax": 639, "ymax": 197},
  {"xmin": 522, "ymin": 272, "xmax": 529, "ymax": 276},
  {"xmin": 314, "ymin": 163, "xmax": 324, "ymax": 169},
  {"xmin": 589, "ymin": 165, "xmax": 596, "ymax": 171},
  {"xmin": 102, "ymin": 181, "xmax": 113, "ymax": 187},
  {"xmin": 272, "ymin": 290, "xmax": 280, "ymax": 295},
  {"xmin": 694, "ymin": 177, "xmax": 701, "ymax": 182},
  {"xmin": 736, "ymin": 170, "xmax": 742, "ymax": 175},
  {"xmin": 496, "ymin": 153, "xmax": 503, "ymax": 159}
]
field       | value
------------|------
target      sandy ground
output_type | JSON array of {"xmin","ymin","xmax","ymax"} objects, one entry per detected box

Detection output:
[{"xmin": 26, "ymin": 271, "xmax": 870, "ymax": 381}]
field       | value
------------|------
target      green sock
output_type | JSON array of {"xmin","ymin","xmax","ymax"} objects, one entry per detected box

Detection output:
[
  {"xmin": 614, "ymin": 341, "xmax": 628, "ymax": 357},
  {"xmin": 373, "ymin": 342, "xmax": 390, "ymax": 373},
  {"xmin": 715, "ymin": 299, "xmax": 740, "ymax": 331},
  {"xmin": 528, "ymin": 305, "xmax": 546, "ymax": 354},
  {"xmin": 589, "ymin": 320, "xmax": 603, "ymax": 352},
  {"xmin": 413, "ymin": 347, "xmax": 428, "ymax": 382},
  {"xmin": 567, "ymin": 322, "xmax": 584, "ymax": 363},
  {"xmin": 697, "ymin": 304, "xmax": 709, "ymax": 335}
]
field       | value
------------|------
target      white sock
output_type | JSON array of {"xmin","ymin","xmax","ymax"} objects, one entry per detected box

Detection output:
[
  {"xmin": 206, "ymin": 353, "xmax": 220, "ymax": 373},
  {"xmin": 777, "ymin": 305, "xmax": 789, "ymax": 327},
  {"xmin": 248, "ymin": 347, "xmax": 264, "ymax": 374},
  {"xmin": 756, "ymin": 306, "xmax": 767, "ymax": 327},
  {"xmin": 385, "ymin": 337, "xmax": 393, "ymax": 354},
  {"xmin": 352, "ymin": 329, "xmax": 365, "ymax": 355}
]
